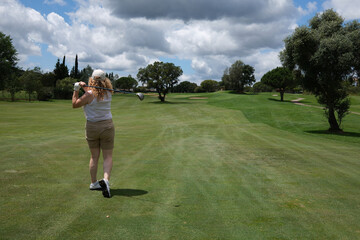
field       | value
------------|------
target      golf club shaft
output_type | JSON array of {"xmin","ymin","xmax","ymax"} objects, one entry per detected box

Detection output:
[
  {"xmin": 84, "ymin": 85, "xmax": 133, "ymax": 94},
  {"xmin": 81, "ymin": 84, "xmax": 144, "ymax": 101}
]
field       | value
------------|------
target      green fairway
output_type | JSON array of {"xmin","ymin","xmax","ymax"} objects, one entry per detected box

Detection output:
[{"xmin": 1, "ymin": 92, "xmax": 359, "ymax": 239}]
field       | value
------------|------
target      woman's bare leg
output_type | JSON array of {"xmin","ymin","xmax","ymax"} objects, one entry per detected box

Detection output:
[
  {"xmin": 89, "ymin": 148, "xmax": 101, "ymax": 183},
  {"xmin": 102, "ymin": 149, "xmax": 113, "ymax": 181}
]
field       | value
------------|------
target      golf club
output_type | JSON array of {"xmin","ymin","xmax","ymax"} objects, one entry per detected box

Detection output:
[{"xmin": 77, "ymin": 84, "xmax": 144, "ymax": 101}]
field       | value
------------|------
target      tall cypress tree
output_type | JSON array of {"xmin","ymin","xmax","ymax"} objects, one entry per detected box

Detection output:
[
  {"xmin": 54, "ymin": 56, "xmax": 69, "ymax": 82},
  {"xmin": 75, "ymin": 54, "xmax": 79, "ymax": 79},
  {"xmin": 60, "ymin": 55, "xmax": 69, "ymax": 79},
  {"xmin": 54, "ymin": 58, "xmax": 62, "ymax": 87},
  {"xmin": 70, "ymin": 55, "xmax": 79, "ymax": 79}
]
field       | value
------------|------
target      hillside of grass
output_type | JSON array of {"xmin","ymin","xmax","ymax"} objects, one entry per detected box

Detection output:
[{"xmin": 206, "ymin": 92, "xmax": 360, "ymax": 143}]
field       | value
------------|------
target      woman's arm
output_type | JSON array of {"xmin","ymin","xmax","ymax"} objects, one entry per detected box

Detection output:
[{"xmin": 72, "ymin": 82, "xmax": 93, "ymax": 108}]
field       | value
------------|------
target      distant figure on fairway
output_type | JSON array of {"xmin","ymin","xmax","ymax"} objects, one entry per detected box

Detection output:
[{"xmin": 72, "ymin": 69, "xmax": 113, "ymax": 198}]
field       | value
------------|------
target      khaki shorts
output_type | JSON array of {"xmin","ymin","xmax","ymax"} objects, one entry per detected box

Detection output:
[{"xmin": 85, "ymin": 119, "xmax": 115, "ymax": 150}]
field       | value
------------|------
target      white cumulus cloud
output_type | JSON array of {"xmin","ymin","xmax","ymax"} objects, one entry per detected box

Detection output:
[
  {"xmin": 0, "ymin": 0, "xmax": 322, "ymax": 83},
  {"xmin": 323, "ymin": 0, "xmax": 360, "ymax": 20}
]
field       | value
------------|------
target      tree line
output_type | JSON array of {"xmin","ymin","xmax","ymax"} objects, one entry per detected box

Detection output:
[
  {"xmin": 0, "ymin": 32, "xmax": 135, "ymax": 101},
  {"xmin": 0, "ymin": 30, "xmax": 259, "ymax": 102}
]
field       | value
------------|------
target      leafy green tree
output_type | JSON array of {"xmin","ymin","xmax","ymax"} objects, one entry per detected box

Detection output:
[
  {"xmin": 347, "ymin": 21, "xmax": 360, "ymax": 76},
  {"xmin": 54, "ymin": 56, "xmax": 69, "ymax": 86},
  {"xmin": 41, "ymin": 72, "xmax": 56, "ymax": 87},
  {"xmin": 19, "ymin": 68, "xmax": 42, "ymax": 101},
  {"xmin": 6, "ymin": 72, "xmax": 22, "ymax": 101},
  {"xmin": 115, "ymin": 75, "xmax": 138, "ymax": 90},
  {"xmin": 280, "ymin": 9, "xmax": 360, "ymax": 131},
  {"xmin": 200, "ymin": 80, "xmax": 220, "ymax": 92},
  {"xmin": 54, "ymin": 59, "xmax": 61, "ymax": 84},
  {"xmin": 54, "ymin": 77, "xmax": 78, "ymax": 99},
  {"xmin": 194, "ymin": 86, "xmax": 205, "ymax": 93},
  {"xmin": 37, "ymin": 71, "xmax": 56, "ymax": 101},
  {"xmin": 79, "ymin": 65, "xmax": 93, "ymax": 82},
  {"xmin": 70, "ymin": 65, "xmax": 75, "ymax": 78},
  {"xmin": 106, "ymin": 72, "xmax": 116, "ymax": 85},
  {"xmin": 221, "ymin": 67, "xmax": 231, "ymax": 90},
  {"xmin": 252, "ymin": 82, "xmax": 274, "ymax": 93},
  {"xmin": 173, "ymin": 81, "xmax": 197, "ymax": 93},
  {"xmin": 222, "ymin": 60, "xmax": 255, "ymax": 92},
  {"xmin": 0, "ymin": 32, "xmax": 19, "ymax": 92},
  {"xmin": 261, "ymin": 67, "xmax": 295, "ymax": 101},
  {"xmin": 137, "ymin": 61, "xmax": 183, "ymax": 102}
]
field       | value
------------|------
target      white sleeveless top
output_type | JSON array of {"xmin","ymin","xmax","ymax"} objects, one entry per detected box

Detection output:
[{"xmin": 83, "ymin": 90, "xmax": 112, "ymax": 122}]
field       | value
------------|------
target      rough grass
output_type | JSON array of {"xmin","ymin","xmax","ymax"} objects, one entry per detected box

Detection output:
[{"xmin": 1, "ymin": 92, "xmax": 359, "ymax": 239}]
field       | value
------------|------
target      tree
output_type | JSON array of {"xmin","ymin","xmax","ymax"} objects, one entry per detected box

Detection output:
[
  {"xmin": 252, "ymin": 82, "xmax": 274, "ymax": 93},
  {"xmin": 6, "ymin": 72, "xmax": 22, "ymax": 102},
  {"xmin": 19, "ymin": 68, "xmax": 42, "ymax": 101},
  {"xmin": 221, "ymin": 67, "xmax": 231, "ymax": 90},
  {"xmin": 173, "ymin": 81, "xmax": 198, "ymax": 93},
  {"xmin": 41, "ymin": 72, "xmax": 56, "ymax": 88},
  {"xmin": 79, "ymin": 65, "xmax": 93, "ymax": 82},
  {"xmin": 222, "ymin": 60, "xmax": 256, "ymax": 92},
  {"xmin": 280, "ymin": 9, "xmax": 360, "ymax": 132},
  {"xmin": 54, "ymin": 59, "xmax": 61, "ymax": 85},
  {"xmin": 61, "ymin": 56, "xmax": 69, "ymax": 79},
  {"xmin": 115, "ymin": 75, "xmax": 138, "ymax": 90},
  {"xmin": 200, "ymin": 80, "xmax": 220, "ymax": 92},
  {"xmin": 261, "ymin": 67, "xmax": 295, "ymax": 101},
  {"xmin": 137, "ymin": 61, "xmax": 183, "ymax": 102},
  {"xmin": 70, "ymin": 54, "xmax": 79, "ymax": 79},
  {"xmin": 74, "ymin": 54, "xmax": 79, "ymax": 78},
  {"xmin": 54, "ymin": 56, "xmax": 69, "ymax": 85},
  {"xmin": 106, "ymin": 72, "xmax": 116, "ymax": 85},
  {"xmin": 0, "ymin": 32, "xmax": 19, "ymax": 92},
  {"xmin": 194, "ymin": 86, "xmax": 205, "ymax": 93},
  {"xmin": 54, "ymin": 77, "xmax": 78, "ymax": 99}
]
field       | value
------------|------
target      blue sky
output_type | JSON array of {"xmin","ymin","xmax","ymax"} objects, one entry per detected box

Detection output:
[
  {"xmin": 21, "ymin": 0, "xmax": 75, "ymax": 19},
  {"xmin": 1, "ymin": 0, "xmax": 359, "ymax": 83}
]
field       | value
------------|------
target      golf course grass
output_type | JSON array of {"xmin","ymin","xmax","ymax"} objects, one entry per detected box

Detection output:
[{"xmin": 1, "ymin": 92, "xmax": 359, "ymax": 239}]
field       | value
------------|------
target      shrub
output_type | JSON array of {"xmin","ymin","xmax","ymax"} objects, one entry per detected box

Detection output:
[
  {"xmin": 194, "ymin": 86, "xmax": 205, "ymax": 93},
  {"xmin": 37, "ymin": 87, "xmax": 53, "ymax": 101},
  {"xmin": 253, "ymin": 82, "xmax": 273, "ymax": 93},
  {"xmin": 54, "ymin": 77, "xmax": 77, "ymax": 99}
]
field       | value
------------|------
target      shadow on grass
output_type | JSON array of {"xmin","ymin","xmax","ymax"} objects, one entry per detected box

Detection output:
[
  {"xmin": 111, "ymin": 189, "xmax": 148, "ymax": 197},
  {"xmin": 267, "ymin": 98, "xmax": 292, "ymax": 103},
  {"xmin": 110, "ymin": 189, "xmax": 181, "ymax": 207},
  {"xmin": 306, "ymin": 130, "xmax": 360, "ymax": 138},
  {"xmin": 227, "ymin": 91, "xmax": 263, "ymax": 96},
  {"xmin": 148, "ymin": 101, "xmax": 192, "ymax": 104},
  {"xmin": 228, "ymin": 91, "xmax": 246, "ymax": 94}
]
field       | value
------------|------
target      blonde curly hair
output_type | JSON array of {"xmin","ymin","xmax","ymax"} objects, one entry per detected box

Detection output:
[{"xmin": 88, "ymin": 77, "xmax": 113, "ymax": 101}]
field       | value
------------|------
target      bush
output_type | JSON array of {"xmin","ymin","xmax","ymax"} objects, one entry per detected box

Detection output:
[
  {"xmin": 200, "ymin": 80, "xmax": 220, "ymax": 92},
  {"xmin": 347, "ymin": 86, "xmax": 360, "ymax": 95},
  {"xmin": 54, "ymin": 77, "xmax": 77, "ymax": 99},
  {"xmin": 135, "ymin": 86, "xmax": 148, "ymax": 93},
  {"xmin": 253, "ymin": 82, "xmax": 273, "ymax": 93},
  {"xmin": 172, "ymin": 81, "xmax": 198, "ymax": 93},
  {"xmin": 244, "ymin": 86, "xmax": 253, "ymax": 92},
  {"xmin": 37, "ymin": 87, "xmax": 53, "ymax": 101},
  {"xmin": 292, "ymin": 86, "xmax": 304, "ymax": 94},
  {"xmin": 194, "ymin": 86, "xmax": 205, "ymax": 93}
]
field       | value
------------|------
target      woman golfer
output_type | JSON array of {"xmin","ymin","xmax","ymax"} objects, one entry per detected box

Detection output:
[{"xmin": 72, "ymin": 69, "xmax": 113, "ymax": 198}]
